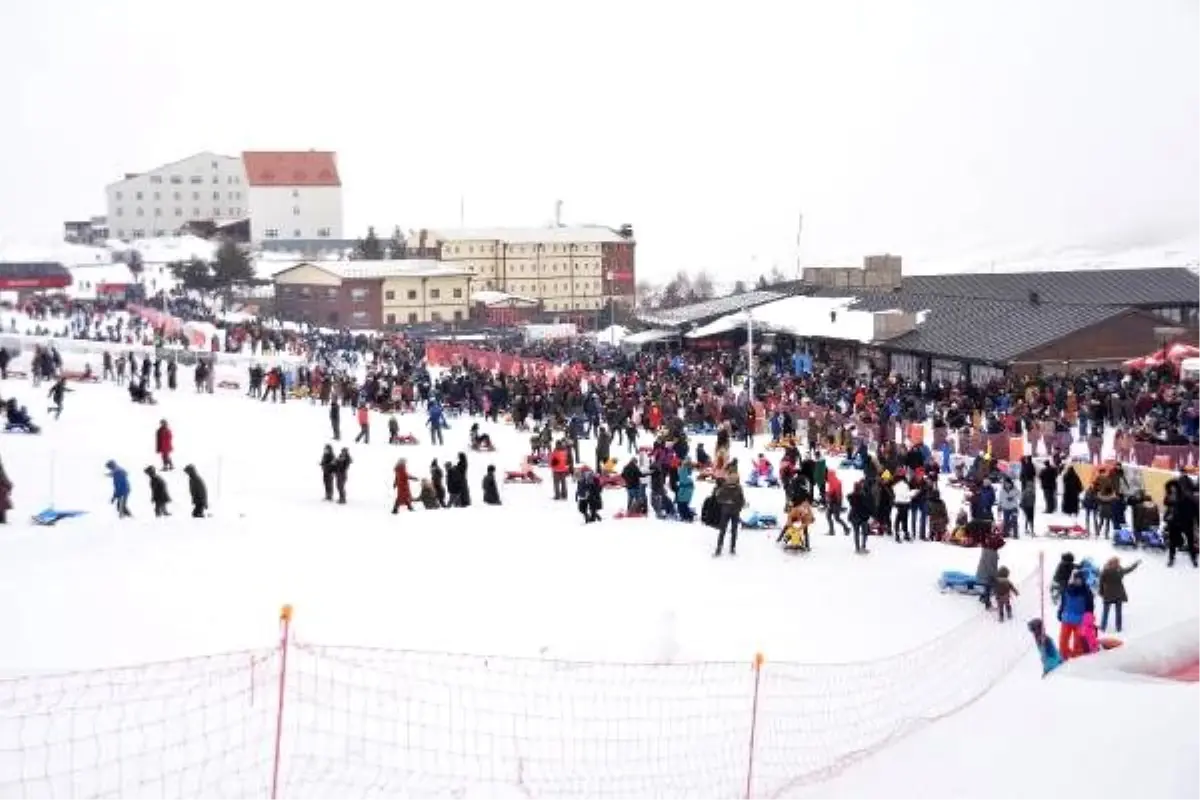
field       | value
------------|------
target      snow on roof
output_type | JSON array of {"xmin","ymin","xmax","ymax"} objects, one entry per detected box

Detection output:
[
  {"xmin": 687, "ymin": 295, "xmax": 879, "ymax": 343},
  {"xmin": 426, "ymin": 226, "xmax": 629, "ymax": 245},
  {"xmin": 470, "ymin": 290, "xmax": 538, "ymax": 306},
  {"xmin": 0, "ymin": 240, "xmax": 112, "ymax": 267},
  {"xmin": 130, "ymin": 235, "xmax": 218, "ymax": 264},
  {"xmin": 285, "ymin": 260, "xmax": 470, "ymax": 281}
]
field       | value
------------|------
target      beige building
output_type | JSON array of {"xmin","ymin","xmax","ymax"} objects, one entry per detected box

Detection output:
[
  {"xmin": 272, "ymin": 260, "xmax": 470, "ymax": 329},
  {"xmin": 410, "ymin": 225, "xmax": 635, "ymax": 314}
]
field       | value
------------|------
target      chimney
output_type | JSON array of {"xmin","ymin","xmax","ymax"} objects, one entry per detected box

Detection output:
[{"xmin": 1029, "ymin": 290, "xmax": 1040, "ymax": 306}]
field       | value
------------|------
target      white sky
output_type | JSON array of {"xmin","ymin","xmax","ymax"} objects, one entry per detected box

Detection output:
[{"xmin": 1, "ymin": 0, "xmax": 1196, "ymax": 279}]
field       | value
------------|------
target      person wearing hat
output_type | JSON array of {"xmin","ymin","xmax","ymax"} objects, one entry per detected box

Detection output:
[
  {"xmin": 1028, "ymin": 618, "xmax": 1063, "ymax": 676},
  {"xmin": 1057, "ymin": 569, "xmax": 1095, "ymax": 659}
]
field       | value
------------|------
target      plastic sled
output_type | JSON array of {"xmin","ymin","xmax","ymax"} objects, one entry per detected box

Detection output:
[
  {"xmin": 1046, "ymin": 524, "xmax": 1089, "ymax": 539},
  {"xmin": 598, "ymin": 474, "xmax": 625, "ymax": 489},
  {"xmin": 471, "ymin": 442, "xmax": 496, "ymax": 452},
  {"xmin": 31, "ymin": 508, "xmax": 87, "ymax": 526},
  {"xmin": 765, "ymin": 439, "xmax": 795, "ymax": 451},
  {"xmin": 3, "ymin": 423, "xmax": 40, "ymax": 434},
  {"xmin": 781, "ymin": 526, "xmax": 810, "ymax": 552},
  {"xmin": 686, "ymin": 423, "xmax": 717, "ymax": 436},
  {"xmin": 1112, "ymin": 528, "xmax": 1139, "ymax": 549},
  {"xmin": 614, "ymin": 510, "xmax": 647, "ymax": 520},
  {"xmin": 217, "ymin": 380, "xmax": 241, "ymax": 390},
  {"xmin": 504, "ymin": 469, "xmax": 542, "ymax": 484},
  {"xmin": 938, "ymin": 570, "xmax": 985, "ymax": 595},
  {"xmin": 526, "ymin": 454, "xmax": 550, "ymax": 468},
  {"xmin": 1137, "ymin": 529, "xmax": 1166, "ymax": 550},
  {"xmin": 741, "ymin": 512, "xmax": 779, "ymax": 529},
  {"xmin": 745, "ymin": 475, "xmax": 780, "ymax": 488},
  {"xmin": 392, "ymin": 434, "xmax": 419, "ymax": 445}
]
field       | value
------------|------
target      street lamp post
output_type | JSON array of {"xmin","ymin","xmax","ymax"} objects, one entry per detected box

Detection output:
[{"xmin": 746, "ymin": 309, "xmax": 755, "ymax": 403}]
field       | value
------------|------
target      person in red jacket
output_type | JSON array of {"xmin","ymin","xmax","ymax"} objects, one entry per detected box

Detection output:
[
  {"xmin": 354, "ymin": 404, "xmax": 370, "ymax": 444},
  {"xmin": 392, "ymin": 459, "xmax": 414, "ymax": 513},
  {"xmin": 549, "ymin": 443, "xmax": 570, "ymax": 500},
  {"xmin": 155, "ymin": 419, "xmax": 174, "ymax": 471}
]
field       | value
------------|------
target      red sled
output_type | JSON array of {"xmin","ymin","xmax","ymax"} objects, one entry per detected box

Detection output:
[
  {"xmin": 504, "ymin": 469, "xmax": 542, "ymax": 484},
  {"xmin": 525, "ymin": 454, "xmax": 550, "ymax": 468},
  {"xmin": 598, "ymin": 474, "xmax": 624, "ymax": 489},
  {"xmin": 471, "ymin": 442, "xmax": 497, "ymax": 452},
  {"xmin": 392, "ymin": 434, "xmax": 419, "ymax": 445},
  {"xmin": 614, "ymin": 510, "xmax": 647, "ymax": 519},
  {"xmin": 1046, "ymin": 524, "xmax": 1089, "ymax": 539}
]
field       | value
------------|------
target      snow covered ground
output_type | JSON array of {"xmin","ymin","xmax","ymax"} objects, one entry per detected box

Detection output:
[{"xmin": 0, "ymin": 374, "xmax": 1195, "ymax": 798}]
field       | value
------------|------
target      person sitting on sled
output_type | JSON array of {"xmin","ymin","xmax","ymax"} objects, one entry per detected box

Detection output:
[
  {"xmin": 388, "ymin": 415, "xmax": 401, "ymax": 444},
  {"xmin": 748, "ymin": 454, "xmax": 778, "ymax": 487},
  {"xmin": 694, "ymin": 443, "xmax": 711, "ymax": 467},
  {"xmin": 469, "ymin": 422, "xmax": 494, "ymax": 450},
  {"xmin": 777, "ymin": 500, "xmax": 813, "ymax": 550}
]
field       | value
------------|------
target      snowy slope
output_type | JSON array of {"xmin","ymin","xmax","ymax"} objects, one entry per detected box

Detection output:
[{"xmin": 0, "ymin": 374, "xmax": 1194, "ymax": 798}]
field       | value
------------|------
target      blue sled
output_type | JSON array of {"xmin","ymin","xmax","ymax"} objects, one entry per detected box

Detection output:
[
  {"xmin": 742, "ymin": 512, "xmax": 779, "ymax": 529},
  {"xmin": 31, "ymin": 508, "xmax": 87, "ymax": 526},
  {"xmin": 938, "ymin": 570, "xmax": 985, "ymax": 595}
]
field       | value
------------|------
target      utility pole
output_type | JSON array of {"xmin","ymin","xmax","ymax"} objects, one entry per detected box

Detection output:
[{"xmin": 795, "ymin": 212, "xmax": 804, "ymax": 279}]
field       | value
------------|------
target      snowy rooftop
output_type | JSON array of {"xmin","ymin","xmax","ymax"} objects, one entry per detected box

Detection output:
[
  {"xmin": 290, "ymin": 260, "xmax": 471, "ymax": 281},
  {"xmin": 425, "ymin": 225, "xmax": 630, "ymax": 244}
]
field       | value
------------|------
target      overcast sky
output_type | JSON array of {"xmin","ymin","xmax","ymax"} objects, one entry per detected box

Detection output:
[{"xmin": 1, "ymin": 0, "xmax": 1196, "ymax": 279}]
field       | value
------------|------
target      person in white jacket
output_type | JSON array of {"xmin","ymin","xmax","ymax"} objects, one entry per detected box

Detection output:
[
  {"xmin": 996, "ymin": 476, "xmax": 1022, "ymax": 538},
  {"xmin": 892, "ymin": 475, "xmax": 913, "ymax": 541}
]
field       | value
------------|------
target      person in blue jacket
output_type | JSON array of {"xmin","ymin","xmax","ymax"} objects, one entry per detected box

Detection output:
[
  {"xmin": 105, "ymin": 460, "xmax": 132, "ymax": 518},
  {"xmin": 427, "ymin": 400, "xmax": 446, "ymax": 446},
  {"xmin": 1027, "ymin": 619, "xmax": 1063, "ymax": 676},
  {"xmin": 675, "ymin": 460, "xmax": 696, "ymax": 522},
  {"xmin": 1057, "ymin": 569, "xmax": 1095, "ymax": 659}
]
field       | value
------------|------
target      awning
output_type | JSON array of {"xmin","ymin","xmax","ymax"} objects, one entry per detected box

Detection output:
[{"xmin": 623, "ymin": 328, "xmax": 678, "ymax": 346}]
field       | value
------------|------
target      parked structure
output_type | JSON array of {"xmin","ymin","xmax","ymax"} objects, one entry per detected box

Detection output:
[
  {"xmin": 63, "ymin": 216, "xmax": 109, "ymax": 245},
  {"xmin": 272, "ymin": 260, "xmax": 470, "ymax": 329}
]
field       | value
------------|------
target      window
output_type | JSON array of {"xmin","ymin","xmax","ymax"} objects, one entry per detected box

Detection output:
[
  {"xmin": 227, "ymin": 176, "xmax": 239, "ymax": 184},
  {"xmin": 229, "ymin": 208, "xmax": 237, "ymax": 216},
  {"xmin": 407, "ymin": 313, "xmax": 419, "ymax": 324},
  {"xmin": 264, "ymin": 228, "xmax": 279, "ymax": 238},
  {"xmin": 173, "ymin": 191, "xmax": 181, "ymax": 201},
  {"xmin": 115, "ymin": 191, "xmax": 123, "ymax": 200},
  {"xmin": 386, "ymin": 313, "xmax": 396, "ymax": 325},
  {"xmin": 191, "ymin": 191, "xmax": 200, "ymax": 201},
  {"xmin": 299, "ymin": 287, "xmax": 312, "ymax": 299},
  {"xmin": 136, "ymin": 207, "xmax": 144, "ymax": 216},
  {"xmin": 189, "ymin": 176, "xmax": 202, "ymax": 184},
  {"xmin": 149, "ymin": 175, "xmax": 162, "ymax": 184},
  {"xmin": 293, "ymin": 229, "xmax": 301, "ymax": 237},
  {"xmin": 292, "ymin": 189, "xmax": 300, "ymax": 198},
  {"xmin": 317, "ymin": 227, "xmax": 331, "ymax": 237},
  {"xmin": 453, "ymin": 310, "xmax": 464, "ymax": 322},
  {"xmin": 116, "ymin": 229, "xmax": 124, "ymax": 238},
  {"xmin": 115, "ymin": 207, "xmax": 123, "ymax": 216},
  {"xmin": 325, "ymin": 287, "xmax": 338, "ymax": 300},
  {"xmin": 452, "ymin": 288, "xmax": 463, "ymax": 299},
  {"xmin": 174, "ymin": 208, "xmax": 182, "ymax": 217},
  {"xmin": 214, "ymin": 208, "xmax": 222, "ymax": 217},
  {"xmin": 352, "ymin": 311, "xmax": 369, "ymax": 324},
  {"xmin": 192, "ymin": 207, "xmax": 200, "ymax": 217},
  {"xmin": 213, "ymin": 191, "xmax": 220, "ymax": 200},
  {"xmin": 154, "ymin": 208, "xmax": 162, "ymax": 217},
  {"xmin": 135, "ymin": 191, "xmax": 143, "ymax": 200},
  {"xmin": 430, "ymin": 312, "xmax": 442, "ymax": 323},
  {"xmin": 152, "ymin": 192, "xmax": 160, "ymax": 201},
  {"xmin": 212, "ymin": 175, "xmax": 220, "ymax": 184},
  {"xmin": 292, "ymin": 206, "xmax": 300, "ymax": 215},
  {"xmin": 211, "ymin": 161, "xmax": 219, "ymax": 170},
  {"xmin": 280, "ymin": 287, "xmax": 294, "ymax": 298},
  {"xmin": 350, "ymin": 288, "xmax": 369, "ymax": 302},
  {"xmin": 384, "ymin": 290, "xmax": 395, "ymax": 300},
  {"xmin": 170, "ymin": 175, "xmax": 182, "ymax": 184},
  {"xmin": 406, "ymin": 290, "xmax": 417, "ymax": 300},
  {"xmin": 429, "ymin": 288, "xmax": 441, "ymax": 299},
  {"xmin": 132, "ymin": 228, "xmax": 145, "ymax": 238}
]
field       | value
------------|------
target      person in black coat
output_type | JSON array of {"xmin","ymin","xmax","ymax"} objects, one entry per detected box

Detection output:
[
  {"xmin": 482, "ymin": 465, "xmax": 501, "ymax": 505},
  {"xmin": 445, "ymin": 460, "xmax": 466, "ymax": 507},
  {"xmin": 332, "ymin": 448, "xmax": 352, "ymax": 504},
  {"xmin": 183, "ymin": 464, "xmax": 208, "ymax": 518},
  {"xmin": 430, "ymin": 459, "xmax": 447, "ymax": 507},
  {"xmin": 456, "ymin": 453, "xmax": 471, "ymax": 507},
  {"xmin": 1038, "ymin": 461, "xmax": 1059, "ymax": 514},
  {"xmin": 576, "ymin": 467, "xmax": 603, "ymax": 523},
  {"xmin": 329, "ymin": 398, "xmax": 341, "ymax": 441},
  {"xmin": 594, "ymin": 427, "xmax": 611, "ymax": 472},
  {"xmin": 144, "ymin": 466, "xmax": 170, "ymax": 517},
  {"xmin": 1164, "ymin": 474, "xmax": 1199, "ymax": 568},
  {"xmin": 320, "ymin": 445, "xmax": 336, "ymax": 501},
  {"xmin": 1061, "ymin": 465, "xmax": 1083, "ymax": 517}
]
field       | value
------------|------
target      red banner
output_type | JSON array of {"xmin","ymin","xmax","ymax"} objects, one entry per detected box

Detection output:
[{"xmin": 425, "ymin": 343, "xmax": 606, "ymax": 386}]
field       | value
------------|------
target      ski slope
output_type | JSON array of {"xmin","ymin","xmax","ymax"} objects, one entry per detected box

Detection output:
[{"xmin": 0, "ymin": 376, "xmax": 1195, "ymax": 798}]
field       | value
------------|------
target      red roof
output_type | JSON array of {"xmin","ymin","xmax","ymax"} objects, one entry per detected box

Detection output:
[{"xmin": 241, "ymin": 151, "xmax": 341, "ymax": 187}]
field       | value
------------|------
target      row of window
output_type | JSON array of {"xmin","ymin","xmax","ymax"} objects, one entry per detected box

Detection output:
[
  {"xmin": 116, "ymin": 206, "xmax": 242, "ymax": 218},
  {"xmin": 385, "ymin": 311, "xmax": 465, "ymax": 325},
  {"xmin": 279, "ymin": 286, "xmax": 466, "ymax": 301},
  {"xmin": 262, "ymin": 227, "xmax": 332, "ymax": 238},
  {"xmin": 119, "ymin": 173, "xmax": 240, "ymax": 193},
  {"xmin": 448, "ymin": 242, "xmax": 601, "ymax": 255},
  {"xmin": 453, "ymin": 261, "xmax": 603, "ymax": 274},
  {"xmin": 121, "ymin": 190, "xmax": 243, "ymax": 202}
]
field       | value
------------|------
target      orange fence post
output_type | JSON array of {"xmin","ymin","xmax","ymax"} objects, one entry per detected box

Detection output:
[
  {"xmin": 745, "ymin": 652, "xmax": 765, "ymax": 799},
  {"xmin": 270, "ymin": 604, "xmax": 294, "ymax": 800}
]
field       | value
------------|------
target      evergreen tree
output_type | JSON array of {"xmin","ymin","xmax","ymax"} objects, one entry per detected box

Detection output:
[
  {"xmin": 168, "ymin": 258, "xmax": 214, "ymax": 292},
  {"xmin": 387, "ymin": 226, "xmax": 407, "ymax": 259},
  {"xmin": 355, "ymin": 226, "xmax": 385, "ymax": 260},
  {"xmin": 731, "ymin": 279, "xmax": 748, "ymax": 295},
  {"xmin": 211, "ymin": 239, "xmax": 255, "ymax": 288},
  {"xmin": 127, "ymin": 250, "xmax": 144, "ymax": 277}
]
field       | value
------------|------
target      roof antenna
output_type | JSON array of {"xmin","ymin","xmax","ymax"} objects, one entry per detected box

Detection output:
[{"xmin": 555, "ymin": 199, "xmax": 563, "ymax": 228}]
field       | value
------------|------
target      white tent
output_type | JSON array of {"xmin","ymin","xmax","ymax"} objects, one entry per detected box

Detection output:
[
  {"xmin": 591, "ymin": 325, "xmax": 630, "ymax": 346},
  {"xmin": 623, "ymin": 329, "xmax": 678, "ymax": 346}
]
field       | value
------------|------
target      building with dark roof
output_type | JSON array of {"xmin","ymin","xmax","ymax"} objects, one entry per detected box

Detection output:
[
  {"xmin": 798, "ymin": 257, "xmax": 1199, "ymax": 382},
  {"xmin": 0, "ymin": 262, "xmax": 72, "ymax": 291},
  {"xmin": 635, "ymin": 290, "xmax": 786, "ymax": 329}
]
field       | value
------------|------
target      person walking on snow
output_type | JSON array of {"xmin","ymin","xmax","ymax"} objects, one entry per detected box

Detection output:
[
  {"xmin": 427, "ymin": 400, "xmax": 446, "ymax": 446},
  {"xmin": 145, "ymin": 466, "xmax": 171, "ymax": 517},
  {"xmin": 183, "ymin": 464, "xmax": 208, "ymax": 518},
  {"xmin": 106, "ymin": 460, "xmax": 132, "ymax": 518},
  {"xmin": 329, "ymin": 397, "xmax": 341, "ymax": 440},
  {"xmin": 155, "ymin": 420, "xmax": 174, "ymax": 471},
  {"xmin": 46, "ymin": 377, "xmax": 71, "ymax": 420},
  {"xmin": 319, "ymin": 445, "xmax": 336, "ymax": 501},
  {"xmin": 713, "ymin": 473, "xmax": 746, "ymax": 557},
  {"xmin": 392, "ymin": 459, "xmax": 415, "ymax": 513},
  {"xmin": 355, "ymin": 404, "xmax": 370, "ymax": 444}
]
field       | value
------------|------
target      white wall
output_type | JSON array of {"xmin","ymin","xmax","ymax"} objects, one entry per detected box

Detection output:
[
  {"xmin": 247, "ymin": 185, "xmax": 343, "ymax": 242},
  {"xmin": 105, "ymin": 152, "xmax": 248, "ymax": 241}
]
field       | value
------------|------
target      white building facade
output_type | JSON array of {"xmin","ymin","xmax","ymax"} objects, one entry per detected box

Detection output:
[
  {"xmin": 105, "ymin": 152, "xmax": 247, "ymax": 241},
  {"xmin": 104, "ymin": 150, "xmax": 343, "ymax": 245}
]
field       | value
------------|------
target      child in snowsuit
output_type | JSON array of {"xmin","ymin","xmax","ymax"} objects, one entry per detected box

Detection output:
[
  {"xmin": 993, "ymin": 565, "xmax": 1019, "ymax": 622},
  {"xmin": 1027, "ymin": 618, "xmax": 1063, "ymax": 676}
]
